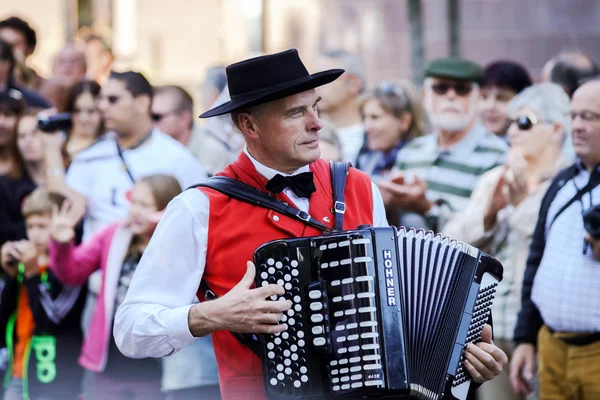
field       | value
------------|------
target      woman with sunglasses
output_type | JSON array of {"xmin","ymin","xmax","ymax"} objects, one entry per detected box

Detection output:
[
  {"xmin": 355, "ymin": 80, "xmax": 427, "ymax": 179},
  {"xmin": 443, "ymin": 82, "xmax": 571, "ymax": 400}
]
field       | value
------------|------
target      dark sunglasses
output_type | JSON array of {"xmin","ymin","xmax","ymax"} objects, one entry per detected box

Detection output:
[
  {"xmin": 378, "ymin": 81, "xmax": 405, "ymax": 97},
  {"xmin": 509, "ymin": 114, "xmax": 539, "ymax": 131},
  {"xmin": 103, "ymin": 95, "xmax": 120, "ymax": 105},
  {"xmin": 151, "ymin": 109, "xmax": 182, "ymax": 122},
  {"xmin": 431, "ymin": 82, "xmax": 474, "ymax": 97}
]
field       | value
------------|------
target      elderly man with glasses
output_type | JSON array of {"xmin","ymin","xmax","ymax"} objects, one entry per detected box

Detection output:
[{"xmin": 379, "ymin": 57, "xmax": 509, "ymax": 233}]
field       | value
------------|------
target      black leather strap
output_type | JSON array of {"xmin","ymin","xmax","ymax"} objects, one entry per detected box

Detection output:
[
  {"xmin": 198, "ymin": 279, "xmax": 262, "ymax": 356},
  {"xmin": 194, "ymin": 176, "xmax": 332, "ymax": 233},
  {"xmin": 330, "ymin": 161, "xmax": 350, "ymax": 231}
]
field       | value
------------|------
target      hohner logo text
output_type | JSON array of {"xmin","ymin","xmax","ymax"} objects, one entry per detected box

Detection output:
[{"xmin": 383, "ymin": 249, "xmax": 396, "ymax": 306}]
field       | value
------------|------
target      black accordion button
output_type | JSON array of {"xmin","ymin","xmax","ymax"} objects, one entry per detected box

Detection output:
[{"xmin": 283, "ymin": 257, "xmax": 290, "ymax": 264}]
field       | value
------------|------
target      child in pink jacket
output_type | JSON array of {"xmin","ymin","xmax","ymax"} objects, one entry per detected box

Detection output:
[{"xmin": 49, "ymin": 174, "xmax": 181, "ymax": 399}]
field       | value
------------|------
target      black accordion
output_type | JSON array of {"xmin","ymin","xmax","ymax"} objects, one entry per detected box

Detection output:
[{"xmin": 253, "ymin": 226, "xmax": 503, "ymax": 400}]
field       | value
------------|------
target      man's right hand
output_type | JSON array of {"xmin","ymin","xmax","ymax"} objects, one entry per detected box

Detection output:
[
  {"xmin": 510, "ymin": 343, "xmax": 536, "ymax": 395},
  {"xmin": 188, "ymin": 261, "xmax": 292, "ymax": 337}
]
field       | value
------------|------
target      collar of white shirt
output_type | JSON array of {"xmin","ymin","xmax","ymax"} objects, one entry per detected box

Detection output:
[{"xmin": 243, "ymin": 146, "xmax": 310, "ymax": 181}]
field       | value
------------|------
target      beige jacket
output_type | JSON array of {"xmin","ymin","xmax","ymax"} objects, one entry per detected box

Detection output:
[{"xmin": 443, "ymin": 159, "xmax": 569, "ymax": 339}]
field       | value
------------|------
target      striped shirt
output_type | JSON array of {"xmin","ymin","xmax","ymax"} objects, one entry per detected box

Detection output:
[
  {"xmin": 394, "ymin": 123, "xmax": 508, "ymax": 231},
  {"xmin": 531, "ymin": 164, "xmax": 600, "ymax": 332}
]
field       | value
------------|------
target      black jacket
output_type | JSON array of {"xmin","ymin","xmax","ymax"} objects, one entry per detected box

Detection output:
[
  {"xmin": 513, "ymin": 164, "xmax": 600, "ymax": 345},
  {"xmin": 0, "ymin": 269, "xmax": 85, "ymax": 399},
  {"xmin": 0, "ymin": 175, "xmax": 36, "ymax": 248}
]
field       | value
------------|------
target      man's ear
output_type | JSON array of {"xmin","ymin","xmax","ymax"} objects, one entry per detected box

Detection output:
[
  {"xmin": 136, "ymin": 94, "xmax": 152, "ymax": 116},
  {"xmin": 236, "ymin": 113, "xmax": 260, "ymax": 140}
]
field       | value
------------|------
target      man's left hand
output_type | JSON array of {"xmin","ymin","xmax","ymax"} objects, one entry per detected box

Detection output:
[{"xmin": 463, "ymin": 324, "xmax": 508, "ymax": 383}]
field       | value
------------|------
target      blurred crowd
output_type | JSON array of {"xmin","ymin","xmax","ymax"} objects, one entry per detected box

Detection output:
[{"xmin": 1, "ymin": 13, "xmax": 600, "ymax": 400}]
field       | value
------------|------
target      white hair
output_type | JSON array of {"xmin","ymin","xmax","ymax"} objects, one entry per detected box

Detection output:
[
  {"xmin": 507, "ymin": 82, "xmax": 571, "ymax": 137},
  {"xmin": 323, "ymin": 49, "xmax": 366, "ymax": 92}
]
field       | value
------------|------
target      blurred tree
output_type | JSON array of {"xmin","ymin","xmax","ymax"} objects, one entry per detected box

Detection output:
[
  {"xmin": 448, "ymin": 0, "xmax": 460, "ymax": 57},
  {"xmin": 407, "ymin": 0, "xmax": 424, "ymax": 84}
]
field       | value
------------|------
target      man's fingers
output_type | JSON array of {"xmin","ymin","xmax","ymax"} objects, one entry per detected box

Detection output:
[
  {"xmin": 480, "ymin": 324, "xmax": 493, "ymax": 343},
  {"xmin": 258, "ymin": 313, "xmax": 285, "ymax": 324},
  {"xmin": 254, "ymin": 283, "xmax": 286, "ymax": 299},
  {"xmin": 464, "ymin": 360, "xmax": 485, "ymax": 383},
  {"xmin": 469, "ymin": 343, "xmax": 505, "ymax": 374},
  {"xmin": 254, "ymin": 323, "xmax": 288, "ymax": 334},
  {"xmin": 464, "ymin": 349, "xmax": 496, "ymax": 382},
  {"xmin": 257, "ymin": 298, "xmax": 292, "ymax": 313},
  {"xmin": 476, "ymin": 342, "xmax": 508, "ymax": 366}
]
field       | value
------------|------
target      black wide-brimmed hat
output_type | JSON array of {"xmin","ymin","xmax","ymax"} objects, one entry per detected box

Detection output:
[{"xmin": 199, "ymin": 48, "xmax": 344, "ymax": 118}]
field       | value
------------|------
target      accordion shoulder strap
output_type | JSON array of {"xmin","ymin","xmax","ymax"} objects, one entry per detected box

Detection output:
[
  {"xmin": 330, "ymin": 161, "xmax": 350, "ymax": 232},
  {"xmin": 198, "ymin": 280, "xmax": 262, "ymax": 357},
  {"xmin": 193, "ymin": 176, "xmax": 332, "ymax": 232}
]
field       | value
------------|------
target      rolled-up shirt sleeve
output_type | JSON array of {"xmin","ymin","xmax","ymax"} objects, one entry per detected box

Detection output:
[
  {"xmin": 371, "ymin": 182, "xmax": 389, "ymax": 228},
  {"xmin": 114, "ymin": 189, "xmax": 209, "ymax": 358}
]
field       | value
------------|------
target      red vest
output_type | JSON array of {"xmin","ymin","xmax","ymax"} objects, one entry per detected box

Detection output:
[{"xmin": 198, "ymin": 153, "xmax": 374, "ymax": 400}]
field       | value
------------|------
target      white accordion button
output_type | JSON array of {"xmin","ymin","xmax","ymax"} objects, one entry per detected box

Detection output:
[
  {"xmin": 346, "ymin": 323, "xmax": 358, "ymax": 329},
  {"xmin": 291, "ymin": 260, "xmax": 298, "ymax": 267},
  {"xmin": 350, "ymin": 366, "xmax": 362, "ymax": 372},
  {"xmin": 349, "ymin": 357, "xmax": 361, "ymax": 363},
  {"xmin": 301, "ymin": 375, "xmax": 308, "ymax": 383},
  {"xmin": 267, "ymin": 258, "xmax": 275, "ymax": 265},
  {"xmin": 351, "ymin": 382, "xmax": 363, "ymax": 388},
  {"xmin": 309, "ymin": 290, "xmax": 321, "ymax": 299},
  {"xmin": 313, "ymin": 337, "xmax": 326, "ymax": 346},
  {"xmin": 300, "ymin": 366, "xmax": 307, "ymax": 374},
  {"xmin": 277, "ymin": 364, "xmax": 284, "ymax": 372},
  {"xmin": 333, "ymin": 385, "xmax": 340, "ymax": 391},
  {"xmin": 312, "ymin": 326, "xmax": 323, "ymax": 335},
  {"xmin": 310, "ymin": 302, "xmax": 323, "ymax": 311},
  {"xmin": 365, "ymin": 380, "xmax": 383, "ymax": 387},
  {"xmin": 342, "ymin": 384, "xmax": 351, "ymax": 390},
  {"xmin": 311, "ymin": 314, "xmax": 324, "ymax": 323},
  {"xmin": 270, "ymin": 378, "xmax": 277, "ymax": 386},
  {"xmin": 294, "ymin": 381, "xmax": 301, "ymax": 388},
  {"xmin": 291, "ymin": 269, "xmax": 299, "ymax": 276}
]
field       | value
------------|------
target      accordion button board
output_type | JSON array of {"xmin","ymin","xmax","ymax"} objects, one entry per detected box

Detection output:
[{"xmin": 254, "ymin": 226, "xmax": 503, "ymax": 400}]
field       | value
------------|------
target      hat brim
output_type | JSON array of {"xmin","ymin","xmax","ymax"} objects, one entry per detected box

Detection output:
[{"xmin": 199, "ymin": 69, "xmax": 344, "ymax": 118}]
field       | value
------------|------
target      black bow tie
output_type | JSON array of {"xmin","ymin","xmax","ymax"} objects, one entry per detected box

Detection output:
[{"xmin": 266, "ymin": 172, "xmax": 316, "ymax": 198}]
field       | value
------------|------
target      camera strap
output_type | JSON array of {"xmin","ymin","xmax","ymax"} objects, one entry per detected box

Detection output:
[
  {"xmin": 548, "ymin": 167, "xmax": 600, "ymax": 231},
  {"xmin": 115, "ymin": 130, "xmax": 154, "ymax": 184}
]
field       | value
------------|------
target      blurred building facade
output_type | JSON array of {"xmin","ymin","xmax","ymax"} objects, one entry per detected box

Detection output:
[{"xmin": 4, "ymin": 0, "xmax": 600, "ymax": 94}]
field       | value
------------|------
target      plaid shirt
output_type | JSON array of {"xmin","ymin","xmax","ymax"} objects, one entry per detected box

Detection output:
[{"xmin": 531, "ymin": 163, "xmax": 600, "ymax": 332}]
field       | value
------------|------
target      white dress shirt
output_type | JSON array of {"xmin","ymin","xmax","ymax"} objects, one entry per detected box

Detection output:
[{"xmin": 113, "ymin": 149, "xmax": 389, "ymax": 358}]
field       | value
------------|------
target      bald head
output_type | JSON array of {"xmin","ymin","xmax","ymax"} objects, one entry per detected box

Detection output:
[
  {"xmin": 53, "ymin": 44, "xmax": 86, "ymax": 84},
  {"xmin": 571, "ymin": 79, "xmax": 600, "ymax": 168}
]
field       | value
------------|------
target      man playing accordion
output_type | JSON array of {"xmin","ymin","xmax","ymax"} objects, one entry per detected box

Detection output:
[{"xmin": 113, "ymin": 49, "xmax": 507, "ymax": 400}]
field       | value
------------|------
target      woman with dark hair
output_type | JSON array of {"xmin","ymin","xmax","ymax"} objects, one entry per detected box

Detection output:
[
  {"xmin": 59, "ymin": 79, "xmax": 103, "ymax": 157},
  {"xmin": 0, "ymin": 111, "xmax": 86, "ymax": 247},
  {"xmin": 0, "ymin": 89, "xmax": 25, "ymax": 178},
  {"xmin": 479, "ymin": 61, "xmax": 532, "ymax": 138},
  {"xmin": 355, "ymin": 80, "xmax": 428, "ymax": 179}
]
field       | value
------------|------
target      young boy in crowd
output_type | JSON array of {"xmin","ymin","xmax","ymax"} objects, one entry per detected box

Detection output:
[{"xmin": 0, "ymin": 188, "xmax": 83, "ymax": 400}]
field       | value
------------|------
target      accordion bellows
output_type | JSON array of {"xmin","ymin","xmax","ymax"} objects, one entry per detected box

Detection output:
[{"xmin": 254, "ymin": 226, "xmax": 503, "ymax": 400}]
